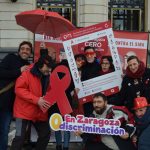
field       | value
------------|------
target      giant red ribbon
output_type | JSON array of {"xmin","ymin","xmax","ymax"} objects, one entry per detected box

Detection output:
[{"xmin": 44, "ymin": 65, "xmax": 72, "ymax": 116}]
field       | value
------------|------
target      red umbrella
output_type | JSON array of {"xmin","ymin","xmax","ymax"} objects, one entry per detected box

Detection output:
[{"xmin": 15, "ymin": 9, "xmax": 76, "ymax": 37}]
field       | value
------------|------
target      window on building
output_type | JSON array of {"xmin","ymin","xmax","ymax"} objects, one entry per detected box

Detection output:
[
  {"xmin": 37, "ymin": 0, "xmax": 77, "ymax": 26},
  {"xmin": 108, "ymin": 0, "xmax": 145, "ymax": 31}
]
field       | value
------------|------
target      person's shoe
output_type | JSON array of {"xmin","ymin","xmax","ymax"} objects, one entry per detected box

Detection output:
[{"xmin": 56, "ymin": 145, "xmax": 62, "ymax": 150}]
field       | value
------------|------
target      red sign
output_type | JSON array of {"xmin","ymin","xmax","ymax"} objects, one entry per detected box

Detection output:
[
  {"xmin": 78, "ymin": 36, "xmax": 109, "ymax": 59},
  {"xmin": 114, "ymin": 31, "xmax": 148, "ymax": 72},
  {"xmin": 34, "ymin": 34, "xmax": 63, "ymax": 62}
]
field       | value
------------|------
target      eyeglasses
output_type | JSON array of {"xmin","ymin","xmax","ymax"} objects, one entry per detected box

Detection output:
[{"xmin": 85, "ymin": 52, "xmax": 95, "ymax": 57}]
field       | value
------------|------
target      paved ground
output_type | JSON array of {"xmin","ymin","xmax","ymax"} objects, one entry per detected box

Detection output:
[
  {"xmin": 47, "ymin": 142, "xmax": 83, "ymax": 150},
  {"xmin": 8, "ymin": 143, "xmax": 83, "ymax": 150}
]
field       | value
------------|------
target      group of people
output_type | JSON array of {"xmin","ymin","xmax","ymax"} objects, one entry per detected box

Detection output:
[
  {"xmin": 75, "ymin": 46, "xmax": 150, "ymax": 150},
  {"xmin": 0, "ymin": 42, "xmax": 150, "ymax": 150}
]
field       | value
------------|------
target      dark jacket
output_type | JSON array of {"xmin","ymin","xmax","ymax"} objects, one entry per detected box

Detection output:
[
  {"xmin": 119, "ymin": 68, "xmax": 150, "ymax": 112},
  {"xmin": 0, "ymin": 53, "xmax": 30, "ymax": 111},
  {"xmin": 135, "ymin": 107, "xmax": 150, "ymax": 150},
  {"xmin": 81, "ymin": 60, "xmax": 100, "ymax": 116},
  {"xmin": 81, "ymin": 60, "xmax": 100, "ymax": 81}
]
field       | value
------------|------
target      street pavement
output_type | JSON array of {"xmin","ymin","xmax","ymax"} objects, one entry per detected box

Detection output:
[
  {"xmin": 47, "ymin": 142, "xmax": 83, "ymax": 150},
  {"xmin": 8, "ymin": 142, "xmax": 83, "ymax": 150}
]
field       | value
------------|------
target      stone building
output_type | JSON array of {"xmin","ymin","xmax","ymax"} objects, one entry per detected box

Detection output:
[{"xmin": 0, "ymin": 0, "xmax": 150, "ymax": 60}]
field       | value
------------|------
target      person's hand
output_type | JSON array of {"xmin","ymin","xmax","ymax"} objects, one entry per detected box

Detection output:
[
  {"xmin": 132, "ymin": 135, "xmax": 137, "ymax": 143},
  {"xmin": 74, "ymin": 130, "xmax": 83, "ymax": 136},
  {"xmin": 120, "ymin": 132, "xmax": 129, "ymax": 139},
  {"xmin": 40, "ymin": 42, "xmax": 46, "ymax": 48},
  {"xmin": 20, "ymin": 65, "xmax": 29, "ymax": 72},
  {"xmin": 75, "ymin": 88, "xmax": 80, "ymax": 94},
  {"xmin": 121, "ymin": 73, "xmax": 125, "ymax": 79},
  {"xmin": 38, "ymin": 97, "xmax": 50, "ymax": 110}
]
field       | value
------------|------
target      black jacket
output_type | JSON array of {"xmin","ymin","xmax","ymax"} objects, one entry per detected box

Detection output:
[
  {"xmin": 119, "ymin": 68, "xmax": 150, "ymax": 112},
  {"xmin": 135, "ymin": 107, "xmax": 150, "ymax": 150},
  {"xmin": 81, "ymin": 60, "xmax": 100, "ymax": 81},
  {"xmin": 81, "ymin": 60, "xmax": 100, "ymax": 116},
  {"xmin": 0, "ymin": 53, "xmax": 30, "ymax": 111}
]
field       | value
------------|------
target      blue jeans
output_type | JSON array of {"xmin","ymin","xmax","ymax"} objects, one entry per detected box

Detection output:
[
  {"xmin": 0, "ymin": 111, "xmax": 12, "ymax": 150},
  {"xmin": 55, "ymin": 131, "xmax": 70, "ymax": 148}
]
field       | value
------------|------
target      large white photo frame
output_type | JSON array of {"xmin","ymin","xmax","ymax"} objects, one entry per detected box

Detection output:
[{"xmin": 61, "ymin": 21, "xmax": 122, "ymax": 99}]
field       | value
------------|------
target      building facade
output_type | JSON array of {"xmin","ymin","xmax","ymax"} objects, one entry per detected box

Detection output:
[{"xmin": 0, "ymin": 0, "xmax": 150, "ymax": 60}]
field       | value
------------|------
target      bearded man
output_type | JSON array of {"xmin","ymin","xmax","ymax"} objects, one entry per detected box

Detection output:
[{"xmin": 76, "ymin": 92, "xmax": 136, "ymax": 150}]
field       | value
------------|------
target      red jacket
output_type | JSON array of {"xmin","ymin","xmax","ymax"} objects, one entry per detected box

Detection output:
[{"xmin": 13, "ymin": 69, "xmax": 48, "ymax": 121}]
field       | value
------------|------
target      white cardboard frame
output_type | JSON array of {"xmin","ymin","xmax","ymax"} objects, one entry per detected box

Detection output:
[{"xmin": 62, "ymin": 22, "xmax": 122, "ymax": 98}]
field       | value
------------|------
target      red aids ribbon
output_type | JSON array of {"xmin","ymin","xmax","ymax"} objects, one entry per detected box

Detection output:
[{"xmin": 44, "ymin": 65, "xmax": 72, "ymax": 116}]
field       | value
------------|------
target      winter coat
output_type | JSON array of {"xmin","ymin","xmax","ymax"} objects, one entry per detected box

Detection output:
[
  {"xmin": 119, "ymin": 68, "xmax": 150, "ymax": 112},
  {"xmin": 0, "ymin": 53, "xmax": 30, "ymax": 112},
  {"xmin": 135, "ymin": 107, "xmax": 150, "ymax": 150},
  {"xmin": 81, "ymin": 60, "xmax": 100, "ymax": 116},
  {"xmin": 13, "ymin": 64, "xmax": 49, "ymax": 121}
]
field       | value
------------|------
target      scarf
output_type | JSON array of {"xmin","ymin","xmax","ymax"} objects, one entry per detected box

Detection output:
[
  {"xmin": 126, "ymin": 61, "xmax": 145, "ymax": 79},
  {"xmin": 135, "ymin": 107, "xmax": 150, "ymax": 135}
]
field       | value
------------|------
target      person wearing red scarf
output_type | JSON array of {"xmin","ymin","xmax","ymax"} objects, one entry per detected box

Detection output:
[{"xmin": 119, "ymin": 55, "xmax": 150, "ymax": 112}]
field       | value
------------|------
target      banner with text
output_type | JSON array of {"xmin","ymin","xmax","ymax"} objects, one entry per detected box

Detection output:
[
  {"xmin": 49, "ymin": 113, "xmax": 125, "ymax": 136},
  {"xmin": 114, "ymin": 31, "xmax": 148, "ymax": 72},
  {"xmin": 34, "ymin": 34, "xmax": 63, "ymax": 62}
]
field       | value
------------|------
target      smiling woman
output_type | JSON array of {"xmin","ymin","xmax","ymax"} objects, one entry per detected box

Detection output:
[{"xmin": 119, "ymin": 55, "xmax": 150, "ymax": 112}]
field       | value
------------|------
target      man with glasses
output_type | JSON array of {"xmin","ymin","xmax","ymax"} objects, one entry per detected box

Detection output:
[
  {"xmin": 0, "ymin": 41, "xmax": 32, "ymax": 150},
  {"xmin": 81, "ymin": 46, "xmax": 100, "ymax": 117},
  {"xmin": 81, "ymin": 46, "xmax": 99, "ymax": 81}
]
